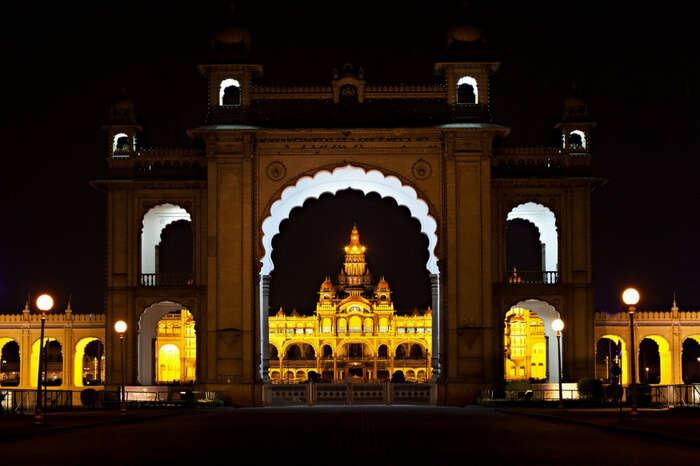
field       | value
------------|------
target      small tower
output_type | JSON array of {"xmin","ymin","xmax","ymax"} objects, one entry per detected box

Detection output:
[
  {"xmin": 435, "ymin": 13, "xmax": 499, "ymax": 122},
  {"xmin": 318, "ymin": 276, "xmax": 336, "ymax": 305},
  {"xmin": 200, "ymin": 24, "xmax": 262, "ymax": 124},
  {"xmin": 103, "ymin": 89, "xmax": 141, "ymax": 158},
  {"xmin": 338, "ymin": 225, "xmax": 372, "ymax": 295},
  {"xmin": 555, "ymin": 84, "xmax": 596, "ymax": 153},
  {"xmin": 374, "ymin": 276, "xmax": 392, "ymax": 305}
]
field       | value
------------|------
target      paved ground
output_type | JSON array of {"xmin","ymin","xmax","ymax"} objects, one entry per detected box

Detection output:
[{"xmin": 2, "ymin": 406, "xmax": 700, "ymax": 465}]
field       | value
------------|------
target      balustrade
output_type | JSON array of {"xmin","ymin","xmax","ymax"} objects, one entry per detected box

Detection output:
[
  {"xmin": 140, "ymin": 273, "xmax": 195, "ymax": 288},
  {"xmin": 506, "ymin": 270, "xmax": 559, "ymax": 285}
]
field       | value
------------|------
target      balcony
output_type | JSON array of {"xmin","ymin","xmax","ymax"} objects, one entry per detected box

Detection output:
[
  {"xmin": 140, "ymin": 273, "xmax": 194, "ymax": 288},
  {"xmin": 506, "ymin": 270, "xmax": 559, "ymax": 285}
]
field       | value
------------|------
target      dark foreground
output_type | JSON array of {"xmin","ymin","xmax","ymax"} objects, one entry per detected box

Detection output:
[{"xmin": 2, "ymin": 406, "xmax": 699, "ymax": 465}]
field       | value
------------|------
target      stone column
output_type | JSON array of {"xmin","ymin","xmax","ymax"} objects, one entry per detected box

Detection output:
[
  {"xmin": 260, "ymin": 275, "xmax": 271, "ymax": 382},
  {"xmin": 430, "ymin": 274, "xmax": 440, "ymax": 382}
]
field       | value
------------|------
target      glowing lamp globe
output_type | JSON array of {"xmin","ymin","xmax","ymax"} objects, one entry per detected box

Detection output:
[
  {"xmin": 114, "ymin": 320, "xmax": 128, "ymax": 334},
  {"xmin": 622, "ymin": 288, "xmax": 640, "ymax": 306},
  {"xmin": 551, "ymin": 318, "xmax": 565, "ymax": 332},
  {"xmin": 36, "ymin": 294, "xmax": 54, "ymax": 312}
]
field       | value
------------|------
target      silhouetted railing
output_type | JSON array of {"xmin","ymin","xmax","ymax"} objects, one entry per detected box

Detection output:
[
  {"xmin": 0, "ymin": 389, "xmax": 72, "ymax": 413},
  {"xmin": 140, "ymin": 273, "xmax": 194, "ymax": 287},
  {"xmin": 506, "ymin": 270, "xmax": 559, "ymax": 285}
]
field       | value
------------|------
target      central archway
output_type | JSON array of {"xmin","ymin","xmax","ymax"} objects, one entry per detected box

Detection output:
[{"xmin": 258, "ymin": 164, "xmax": 440, "ymax": 382}]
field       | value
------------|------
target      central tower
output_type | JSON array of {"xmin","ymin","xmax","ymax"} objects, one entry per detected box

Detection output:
[{"xmin": 338, "ymin": 225, "xmax": 372, "ymax": 295}]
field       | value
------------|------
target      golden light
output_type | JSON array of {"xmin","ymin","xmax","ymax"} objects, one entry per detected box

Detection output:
[
  {"xmin": 114, "ymin": 320, "xmax": 128, "ymax": 334},
  {"xmin": 622, "ymin": 288, "xmax": 640, "ymax": 306},
  {"xmin": 36, "ymin": 294, "xmax": 54, "ymax": 312},
  {"xmin": 551, "ymin": 318, "xmax": 565, "ymax": 332}
]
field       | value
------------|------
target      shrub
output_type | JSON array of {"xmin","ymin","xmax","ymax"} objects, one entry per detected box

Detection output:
[
  {"xmin": 577, "ymin": 378, "xmax": 603, "ymax": 401},
  {"xmin": 80, "ymin": 388, "xmax": 98, "ymax": 407},
  {"xmin": 505, "ymin": 380, "xmax": 531, "ymax": 392}
]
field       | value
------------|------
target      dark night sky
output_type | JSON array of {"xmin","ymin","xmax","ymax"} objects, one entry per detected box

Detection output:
[{"xmin": 0, "ymin": 1, "xmax": 697, "ymax": 315}]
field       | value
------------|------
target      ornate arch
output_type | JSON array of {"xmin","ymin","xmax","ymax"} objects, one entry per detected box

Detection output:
[{"xmin": 259, "ymin": 164, "xmax": 439, "ymax": 275}]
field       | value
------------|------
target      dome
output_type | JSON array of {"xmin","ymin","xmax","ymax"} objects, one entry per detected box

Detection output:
[
  {"xmin": 320, "ymin": 276, "xmax": 333, "ymax": 291},
  {"xmin": 376, "ymin": 276, "xmax": 390, "ymax": 291},
  {"xmin": 276, "ymin": 307, "xmax": 285, "ymax": 317}
]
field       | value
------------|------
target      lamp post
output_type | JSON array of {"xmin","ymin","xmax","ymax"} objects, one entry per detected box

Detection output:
[
  {"xmin": 114, "ymin": 320, "xmax": 127, "ymax": 414},
  {"xmin": 622, "ymin": 287, "xmax": 640, "ymax": 415},
  {"xmin": 33, "ymin": 293, "xmax": 53, "ymax": 424},
  {"xmin": 551, "ymin": 318, "xmax": 565, "ymax": 408}
]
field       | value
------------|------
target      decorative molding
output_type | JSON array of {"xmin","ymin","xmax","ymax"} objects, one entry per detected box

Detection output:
[
  {"xmin": 412, "ymin": 159, "xmax": 432, "ymax": 180},
  {"xmin": 266, "ymin": 161, "xmax": 287, "ymax": 181}
]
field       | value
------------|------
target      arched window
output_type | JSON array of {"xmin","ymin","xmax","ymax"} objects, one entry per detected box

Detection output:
[
  {"xmin": 112, "ymin": 133, "xmax": 131, "ymax": 154},
  {"xmin": 506, "ymin": 202, "xmax": 558, "ymax": 280},
  {"xmin": 219, "ymin": 78, "xmax": 241, "ymax": 106},
  {"xmin": 349, "ymin": 316, "xmax": 362, "ymax": 333},
  {"xmin": 378, "ymin": 317, "xmax": 389, "ymax": 333},
  {"xmin": 377, "ymin": 344, "xmax": 388, "ymax": 358},
  {"xmin": 140, "ymin": 204, "xmax": 192, "ymax": 285},
  {"xmin": 568, "ymin": 130, "xmax": 587, "ymax": 149},
  {"xmin": 363, "ymin": 318, "xmax": 373, "ymax": 334},
  {"xmin": 303, "ymin": 345, "xmax": 316, "ymax": 360},
  {"xmin": 321, "ymin": 318, "xmax": 332, "ymax": 333},
  {"xmin": 457, "ymin": 76, "xmax": 478, "ymax": 104},
  {"xmin": 337, "ymin": 318, "xmax": 347, "ymax": 334}
]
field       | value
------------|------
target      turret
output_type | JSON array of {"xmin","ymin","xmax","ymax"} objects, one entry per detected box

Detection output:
[
  {"xmin": 103, "ymin": 89, "xmax": 141, "ymax": 158},
  {"xmin": 556, "ymin": 84, "xmax": 596, "ymax": 153}
]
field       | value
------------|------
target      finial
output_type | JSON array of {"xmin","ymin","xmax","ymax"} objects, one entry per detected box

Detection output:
[
  {"xmin": 23, "ymin": 294, "xmax": 30, "ymax": 313},
  {"xmin": 672, "ymin": 291, "xmax": 678, "ymax": 312},
  {"xmin": 65, "ymin": 294, "xmax": 73, "ymax": 314}
]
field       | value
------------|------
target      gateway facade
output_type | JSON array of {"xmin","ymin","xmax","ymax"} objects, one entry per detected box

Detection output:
[{"xmin": 94, "ymin": 28, "xmax": 599, "ymax": 405}]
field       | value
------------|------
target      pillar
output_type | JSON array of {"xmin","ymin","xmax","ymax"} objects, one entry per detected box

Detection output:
[
  {"xmin": 260, "ymin": 275, "xmax": 271, "ymax": 382},
  {"xmin": 672, "ymin": 325, "xmax": 682, "ymax": 385},
  {"xmin": 430, "ymin": 273, "xmax": 440, "ymax": 382}
]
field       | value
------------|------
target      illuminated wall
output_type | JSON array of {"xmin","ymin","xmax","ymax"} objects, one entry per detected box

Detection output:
[
  {"xmin": 155, "ymin": 309, "xmax": 196, "ymax": 383},
  {"xmin": 504, "ymin": 307, "xmax": 547, "ymax": 381}
]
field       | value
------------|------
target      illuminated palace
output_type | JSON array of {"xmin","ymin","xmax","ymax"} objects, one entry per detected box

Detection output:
[{"xmin": 268, "ymin": 226, "xmax": 432, "ymax": 383}]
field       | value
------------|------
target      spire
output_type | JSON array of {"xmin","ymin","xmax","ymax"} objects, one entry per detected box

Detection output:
[
  {"xmin": 65, "ymin": 294, "xmax": 73, "ymax": 317},
  {"xmin": 345, "ymin": 224, "xmax": 365, "ymax": 252},
  {"xmin": 672, "ymin": 291, "xmax": 679, "ymax": 313}
]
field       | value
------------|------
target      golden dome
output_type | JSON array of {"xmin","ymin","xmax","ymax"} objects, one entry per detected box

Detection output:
[
  {"xmin": 377, "ymin": 276, "xmax": 390, "ymax": 291},
  {"xmin": 344, "ymin": 224, "xmax": 366, "ymax": 254}
]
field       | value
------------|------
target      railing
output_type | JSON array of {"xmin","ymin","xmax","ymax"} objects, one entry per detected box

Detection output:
[
  {"xmin": 264, "ymin": 382, "xmax": 436, "ymax": 406},
  {"xmin": 0, "ymin": 389, "xmax": 73, "ymax": 414},
  {"xmin": 140, "ymin": 273, "xmax": 195, "ymax": 287},
  {"xmin": 650, "ymin": 384, "xmax": 700, "ymax": 407},
  {"xmin": 506, "ymin": 270, "xmax": 559, "ymax": 285}
]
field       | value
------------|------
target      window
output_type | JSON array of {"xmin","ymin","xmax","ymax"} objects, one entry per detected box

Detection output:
[
  {"xmin": 218, "ymin": 78, "xmax": 241, "ymax": 106},
  {"xmin": 457, "ymin": 76, "xmax": 478, "ymax": 104}
]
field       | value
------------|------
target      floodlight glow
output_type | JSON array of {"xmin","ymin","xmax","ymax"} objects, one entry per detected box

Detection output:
[
  {"xmin": 622, "ymin": 288, "xmax": 640, "ymax": 306},
  {"xmin": 114, "ymin": 320, "xmax": 128, "ymax": 334},
  {"xmin": 36, "ymin": 294, "xmax": 54, "ymax": 312},
  {"xmin": 551, "ymin": 318, "xmax": 564, "ymax": 332}
]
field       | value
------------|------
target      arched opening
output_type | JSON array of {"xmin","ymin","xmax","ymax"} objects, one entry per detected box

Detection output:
[
  {"xmin": 395, "ymin": 345, "xmax": 407, "ymax": 359},
  {"xmin": 378, "ymin": 317, "xmax": 389, "ymax": 333},
  {"xmin": 321, "ymin": 345, "xmax": 333, "ymax": 359},
  {"xmin": 219, "ymin": 78, "xmax": 241, "ymax": 106},
  {"xmin": 457, "ymin": 76, "xmax": 478, "ymax": 104},
  {"xmin": 639, "ymin": 335, "xmax": 671, "ymax": 385},
  {"xmin": 138, "ymin": 301, "xmax": 196, "ymax": 385},
  {"xmin": 158, "ymin": 219, "xmax": 194, "ymax": 278},
  {"xmin": 112, "ymin": 133, "xmax": 131, "ymax": 154},
  {"xmin": 409, "ymin": 344, "xmax": 425, "ymax": 359},
  {"xmin": 339, "ymin": 84, "xmax": 358, "ymax": 106},
  {"xmin": 504, "ymin": 299, "xmax": 562, "ymax": 383},
  {"xmin": 506, "ymin": 203, "xmax": 558, "ymax": 283},
  {"xmin": 284, "ymin": 344, "xmax": 302, "ymax": 360},
  {"xmin": 682, "ymin": 336, "xmax": 700, "ymax": 383},
  {"xmin": 321, "ymin": 318, "xmax": 332, "ymax": 333},
  {"xmin": 363, "ymin": 318, "xmax": 374, "ymax": 334},
  {"xmin": 31, "ymin": 338, "xmax": 63, "ymax": 387},
  {"xmin": 0, "ymin": 339, "xmax": 20, "ymax": 386},
  {"xmin": 140, "ymin": 204, "xmax": 192, "ymax": 285},
  {"xmin": 270, "ymin": 345, "xmax": 279, "ymax": 361},
  {"xmin": 74, "ymin": 338, "xmax": 105, "ymax": 387},
  {"xmin": 377, "ymin": 344, "xmax": 388, "ymax": 359},
  {"xmin": 596, "ymin": 335, "xmax": 628, "ymax": 385},
  {"xmin": 260, "ymin": 165, "xmax": 440, "ymax": 383},
  {"xmin": 568, "ymin": 130, "xmax": 587, "ymax": 149}
]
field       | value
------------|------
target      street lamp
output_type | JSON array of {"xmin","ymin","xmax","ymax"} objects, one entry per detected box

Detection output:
[
  {"xmin": 622, "ymin": 287, "xmax": 640, "ymax": 415},
  {"xmin": 34, "ymin": 293, "xmax": 53, "ymax": 424},
  {"xmin": 551, "ymin": 318, "xmax": 565, "ymax": 407},
  {"xmin": 114, "ymin": 320, "xmax": 127, "ymax": 414}
]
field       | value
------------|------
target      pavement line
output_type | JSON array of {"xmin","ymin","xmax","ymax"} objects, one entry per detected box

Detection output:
[
  {"xmin": 495, "ymin": 409, "xmax": 700, "ymax": 450},
  {"xmin": 0, "ymin": 410, "xmax": 188, "ymax": 443}
]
